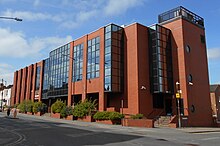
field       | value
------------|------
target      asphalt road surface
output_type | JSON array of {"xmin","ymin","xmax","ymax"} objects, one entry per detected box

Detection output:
[{"xmin": 1, "ymin": 113, "xmax": 220, "ymax": 146}]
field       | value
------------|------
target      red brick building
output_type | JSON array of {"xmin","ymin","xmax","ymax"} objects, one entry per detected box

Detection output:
[
  {"xmin": 210, "ymin": 85, "xmax": 220, "ymax": 122},
  {"xmin": 11, "ymin": 6, "xmax": 213, "ymax": 127}
]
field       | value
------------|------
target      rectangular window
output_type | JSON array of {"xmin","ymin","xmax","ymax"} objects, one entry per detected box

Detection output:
[
  {"xmin": 87, "ymin": 36, "xmax": 100, "ymax": 79},
  {"xmin": 104, "ymin": 24, "xmax": 124, "ymax": 92},
  {"xmin": 73, "ymin": 43, "xmax": 84, "ymax": 82},
  {"xmin": 200, "ymin": 35, "xmax": 205, "ymax": 44}
]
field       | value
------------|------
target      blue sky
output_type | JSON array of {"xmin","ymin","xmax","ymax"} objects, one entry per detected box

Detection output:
[{"xmin": 0, "ymin": 0, "xmax": 220, "ymax": 85}]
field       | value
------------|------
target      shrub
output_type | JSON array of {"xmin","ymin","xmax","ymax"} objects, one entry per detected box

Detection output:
[
  {"xmin": 93, "ymin": 111, "xmax": 124, "ymax": 120},
  {"xmin": 109, "ymin": 112, "xmax": 124, "ymax": 120},
  {"xmin": 17, "ymin": 100, "xmax": 34, "ymax": 113},
  {"xmin": 60, "ymin": 106, "xmax": 67, "ymax": 118},
  {"xmin": 17, "ymin": 102, "xmax": 25, "ymax": 113},
  {"xmin": 93, "ymin": 111, "xmax": 110, "ymax": 120},
  {"xmin": 60, "ymin": 106, "xmax": 73, "ymax": 118},
  {"xmin": 51, "ymin": 99, "xmax": 65, "ymax": 114},
  {"xmin": 66, "ymin": 106, "xmax": 73, "ymax": 116},
  {"xmin": 130, "ymin": 114, "xmax": 144, "ymax": 119},
  {"xmin": 73, "ymin": 99, "xmax": 97, "ymax": 118},
  {"xmin": 33, "ymin": 101, "xmax": 47, "ymax": 113},
  {"xmin": 26, "ymin": 100, "xmax": 34, "ymax": 112}
]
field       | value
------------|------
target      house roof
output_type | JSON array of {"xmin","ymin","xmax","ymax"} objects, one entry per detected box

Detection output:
[{"xmin": 210, "ymin": 84, "xmax": 220, "ymax": 92}]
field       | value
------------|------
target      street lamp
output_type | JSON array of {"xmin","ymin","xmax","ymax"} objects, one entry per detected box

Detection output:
[
  {"xmin": 0, "ymin": 16, "xmax": 22, "ymax": 21},
  {"xmin": 175, "ymin": 81, "xmax": 181, "ymax": 128}
]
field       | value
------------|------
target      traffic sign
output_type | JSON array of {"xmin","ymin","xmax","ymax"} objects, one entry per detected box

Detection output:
[{"xmin": 176, "ymin": 93, "xmax": 181, "ymax": 98}]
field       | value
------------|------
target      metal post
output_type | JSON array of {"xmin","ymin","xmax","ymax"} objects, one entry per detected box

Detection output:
[
  {"xmin": 177, "ymin": 98, "xmax": 181, "ymax": 128},
  {"xmin": 1, "ymin": 79, "xmax": 3, "ymax": 111},
  {"xmin": 121, "ymin": 98, "xmax": 124, "ymax": 126},
  {"xmin": 121, "ymin": 99, "xmax": 124, "ymax": 115},
  {"xmin": 176, "ymin": 81, "xmax": 181, "ymax": 128}
]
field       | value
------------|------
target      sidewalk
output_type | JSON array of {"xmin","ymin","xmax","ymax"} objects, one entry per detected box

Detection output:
[
  {"xmin": 2, "ymin": 112, "xmax": 220, "ymax": 134},
  {"xmin": 178, "ymin": 127, "xmax": 220, "ymax": 133}
]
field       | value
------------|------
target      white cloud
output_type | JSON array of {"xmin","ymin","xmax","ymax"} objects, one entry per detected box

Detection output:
[
  {"xmin": 0, "ymin": 0, "xmax": 15, "ymax": 3},
  {"xmin": 0, "ymin": 28, "xmax": 72, "ymax": 84},
  {"xmin": 33, "ymin": 0, "xmax": 40, "ymax": 7},
  {"xmin": 207, "ymin": 48, "xmax": 220, "ymax": 60},
  {"xmin": 76, "ymin": 10, "xmax": 98, "ymax": 22},
  {"xmin": 60, "ymin": 10, "xmax": 98, "ymax": 29},
  {"xmin": 0, "ymin": 28, "xmax": 73, "ymax": 58},
  {"xmin": 104, "ymin": 0, "xmax": 143, "ymax": 16},
  {"xmin": 1, "ymin": 9, "xmax": 62, "ymax": 22},
  {"xmin": 0, "ymin": 63, "xmax": 14, "ymax": 85}
]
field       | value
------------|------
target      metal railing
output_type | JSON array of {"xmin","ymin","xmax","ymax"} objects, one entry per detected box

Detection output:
[{"xmin": 158, "ymin": 6, "xmax": 204, "ymax": 27}]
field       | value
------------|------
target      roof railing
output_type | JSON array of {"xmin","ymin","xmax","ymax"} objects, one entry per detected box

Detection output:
[{"xmin": 158, "ymin": 6, "xmax": 204, "ymax": 27}]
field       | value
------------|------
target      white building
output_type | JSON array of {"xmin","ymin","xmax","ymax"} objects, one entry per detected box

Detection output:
[{"xmin": 0, "ymin": 85, "xmax": 13, "ymax": 108}]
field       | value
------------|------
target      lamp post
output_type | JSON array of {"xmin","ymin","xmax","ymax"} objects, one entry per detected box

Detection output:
[
  {"xmin": 176, "ymin": 81, "xmax": 181, "ymax": 128},
  {"xmin": 0, "ymin": 16, "xmax": 22, "ymax": 21},
  {"xmin": 1, "ymin": 79, "xmax": 5, "ymax": 111}
]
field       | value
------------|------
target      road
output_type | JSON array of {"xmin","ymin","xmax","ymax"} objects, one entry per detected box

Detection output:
[{"xmin": 0, "ymin": 112, "xmax": 220, "ymax": 146}]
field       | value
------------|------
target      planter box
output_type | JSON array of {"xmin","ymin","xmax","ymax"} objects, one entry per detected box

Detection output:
[
  {"xmin": 27, "ymin": 112, "xmax": 33, "ymax": 115},
  {"xmin": 78, "ymin": 116, "xmax": 95, "ymax": 122},
  {"xmin": 34, "ymin": 112, "xmax": 43, "ymax": 116},
  {"xmin": 51, "ymin": 113, "xmax": 61, "ymax": 119},
  {"xmin": 96, "ymin": 119, "xmax": 121, "ymax": 125},
  {"xmin": 65, "ymin": 115, "xmax": 74, "ymax": 120},
  {"xmin": 122, "ymin": 119, "xmax": 154, "ymax": 128}
]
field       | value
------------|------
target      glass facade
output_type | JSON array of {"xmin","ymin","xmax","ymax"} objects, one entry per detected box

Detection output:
[
  {"xmin": 87, "ymin": 36, "xmax": 100, "ymax": 79},
  {"xmin": 47, "ymin": 44, "xmax": 70, "ymax": 98},
  {"xmin": 73, "ymin": 43, "xmax": 84, "ymax": 82},
  {"xmin": 35, "ymin": 66, "xmax": 41, "ymax": 91},
  {"xmin": 149, "ymin": 24, "xmax": 173, "ymax": 94},
  {"xmin": 42, "ymin": 58, "xmax": 49, "ymax": 99},
  {"xmin": 104, "ymin": 24, "xmax": 124, "ymax": 92}
]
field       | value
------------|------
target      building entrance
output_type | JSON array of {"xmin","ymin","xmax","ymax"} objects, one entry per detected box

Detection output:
[{"xmin": 165, "ymin": 98, "xmax": 172, "ymax": 115}]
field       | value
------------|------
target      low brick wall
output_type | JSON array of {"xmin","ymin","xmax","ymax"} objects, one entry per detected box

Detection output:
[
  {"xmin": 34, "ymin": 112, "xmax": 43, "ymax": 116},
  {"xmin": 77, "ymin": 116, "xmax": 95, "ymax": 122},
  {"xmin": 51, "ymin": 113, "xmax": 61, "ymax": 119},
  {"xmin": 122, "ymin": 119, "xmax": 154, "ymax": 128},
  {"xmin": 27, "ymin": 112, "xmax": 33, "ymax": 115},
  {"xmin": 65, "ymin": 115, "xmax": 74, "ymax": 120},
  {"xmin": 95, "ymin": 119, "xmax": 121, "ymax": 125}
]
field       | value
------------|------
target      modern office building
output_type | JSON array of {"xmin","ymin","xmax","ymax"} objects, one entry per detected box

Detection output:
[{"xmin": 11, "ymin": 6, "xmax": 213, "ymax": 127}]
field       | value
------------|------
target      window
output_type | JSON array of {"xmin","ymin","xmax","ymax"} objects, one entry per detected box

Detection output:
[
  {"xmin": 188, "ymin": 74, "xmax": 193, "ymax": 82},
  {"xmin": 149, "ymin": 24, "xmax": 173, "ymax": 93},
  {"xmin": 186, "ymin": 45, "xmax": 190, "ymax": 53},
  {"xmin": 47, "ymin": 44, "xmax": 70, "ymax": 98},
  {"xmin": 73, "ymin": 43, "xmax": 84, "ymax": 82},
  {"xmin": 200, "ymin": 35, "xmax": 205, "ymax": 44},
  {"xmin": 87, "ymin": 36, "xmax": 100, "ymax": 79},
  {"xmin": 35, "ymin": 66, "xmax": 41, "ymax": 91},
  {"xmin": 104, "ymin": 24, "xmax": 124, "ymax": 92}
]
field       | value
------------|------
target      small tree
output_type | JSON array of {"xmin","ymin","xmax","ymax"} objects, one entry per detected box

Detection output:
[
  {"xmin": 26, "ymin": 100, "xmax": 34, "ymax": 113},
  {"xmin": 33, "ymin": 101, "xmax": 47, "ymax": 113},
  {"xmin": 17, "ymin": 102, "xmax": 26, "ymax": 113},
  {"xmin": 17, "ymin": 100, "xmax": 34, "ymax": 113},
  {"xmin": 73, "ymin": 99, "xmax": 97, "ymax": 118},
  {"xmin": 51, "ymin": 99, "xmax": 65, "ymax": 114}
]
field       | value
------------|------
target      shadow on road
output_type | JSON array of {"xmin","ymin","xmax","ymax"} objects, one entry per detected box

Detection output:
[{"xmin": 0, "ymin": 116, "xmax": 143, "ymax": 146}]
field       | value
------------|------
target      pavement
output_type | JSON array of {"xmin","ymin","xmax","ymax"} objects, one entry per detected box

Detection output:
[{"xmin": 1, "ymin": 111, "xmax": 219, "ymax": 134}]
